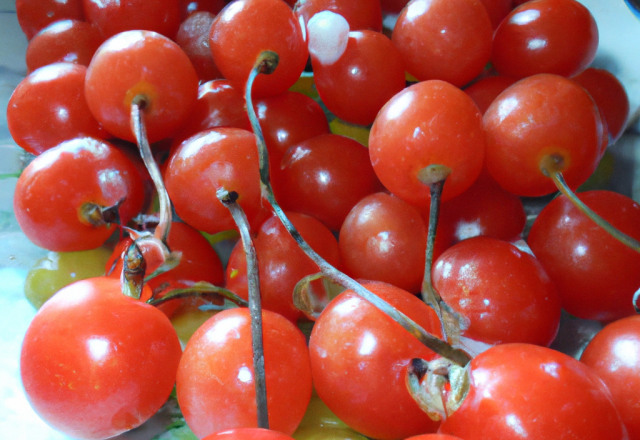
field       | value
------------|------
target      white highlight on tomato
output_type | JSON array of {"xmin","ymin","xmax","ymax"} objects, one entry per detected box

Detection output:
[{"xmin": 307, "ymin": 11, "xmax": 350, "ymax": 65}]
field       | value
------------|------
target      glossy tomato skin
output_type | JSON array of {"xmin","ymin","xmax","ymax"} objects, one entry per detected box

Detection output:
[
  {"xmin": 491, "ymin": 0, "xmax": 598, "ymax": 79},
  {"xmin": 369, "ymin": 80, "xmax": 486, "ymax": 207},
  {"xmin": 309, "ymin": 281, "xmax": 443, "ymax": 440},
  {"xmin": 581, "ymin": 315, "xmax": 640, "ymax": 439},
  {"xmin": 20, "ymin": 277, "xmax": 182, "ymax": 440},
  {"xmin": 484, "ymin": 74, "xmax": 603, "ymax": 197},
  {"xmin": 209, "ymin": 0, "xmax": 308, "ymax": 98},
  {"xmin": 439, "ymin": 344, "xmax": 628, "ymax": 440},
  {"xmin": 177, "ymin": 308, "xmax": 312, "ymax": 438},
  {"xmin": 13, "ymin": 137, "xmax": 144, "ymax": 252},
  {"xmin": 203, "ymin": 428, "xmax": 295, "ymax": 440},
  {"xmin": 527, "ymin": 190, "xmax": 640, "ymax": 322},
  {"xmin": 85, "ymin": 30, "xmax": 199, "ymax": 143}
]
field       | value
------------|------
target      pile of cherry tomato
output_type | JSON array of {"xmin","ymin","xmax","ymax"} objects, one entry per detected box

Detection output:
[{"xmin": 8, "ymin": 0, "xmax": 640, "ymax": 439}]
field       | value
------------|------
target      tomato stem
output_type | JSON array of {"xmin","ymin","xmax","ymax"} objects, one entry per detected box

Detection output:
[
  {"xmin": 542, "ymin": 166, "xmax": 640, "ymax": 253},
  {"xmin": 217, "ymin": 188, "xmax": 269, "ymax": 429},
  {"xmin": 146, "ymin": 281, "xmax": 248, "ymax": 308},
  {"xmin": 131, "ymin": 101, "xmax": 172, "ymax": 246},
  {"xmin": 634, "ymin": 287, "xmax": 640, "ymax": 314},
  {"xmin": 121, "ymin": 241, "xmax": 146, "ymax": 299},
  {"xmin": 246, "ymin": 51, "xmax": 471, "ymax": 367}
]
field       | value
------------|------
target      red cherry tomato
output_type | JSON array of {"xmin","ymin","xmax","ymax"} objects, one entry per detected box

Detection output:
[
  {"xmin": 463, "ymin": 75, "xmax": 517, "ymax": 115},
  {"xmin": 392, "ymin": 0, "xmax": 493, "ymax": 87},
  {"xmin": 572, "ymin": 67, "xmax": 630, "ymax": 144},
  {"xmin": 25, "ymin": 20, "xmax": 104, "ymax": 73},
  {"xmin": 14, "ymin": 137, "xmax": 145, "ymax": 252},
  {"xmin": 165, "ymin": 128, "xmax": 270, "ymax": 234},
  {"xmin": 81, "ymin": 0, "xmax": 181, "ymax": 39},
  {"xmin": 491, "ymin": 0, "xmax": 598, "ymax": 79},
  {"xmin": 203, "ymin": 428, "xmax": 295, "ymax": 440},
  {"xmin": 581, "ymin": 315, "xmax": 640, "ymax": 439},
  {"xmin": 85, "ymin": 30, "xmax": 199, "ymax": 143},
  {"xmin": 527, "ymin": 190, "xmax": 640, "ymax": 322},
  {"xmin": 8, "ymin": 63, "xmax": 108, "ymax": 155},
  {"xmin": 483, "ymin": 74, "xmax": 604, "ymax": 197},
  {"xmin": 20, "ymin": 277, "xmax": 182, "ymax": 439},
  {"xmin": 176, "ymin": 11, "xmax": 223, "ymax": 83},
  {"xmin": 432, "ymin": 236, "xmax": 561, "ymax": 346},
  {"xmin": 309, "ymin": 281, "xmax": 443, "ymax": 440},
  {"xmin": 225, "ymin": 211, "xmax": 341, "ymax": 323},
  {"xmin": 369, "ymin": 80, "xmax": 486, "ymax": 207},
  {"xmin": 312, "ymin": 30, "xmax": 406, "ymax": 126},
  {"xmin": 16, "ymin": 0, "xmax": 84, "ymax": 40},
  {"xmin": 209, "ymin": 0, "xmax": 308, "ymax": 98},
  {"xmin": 295, "ymin": 0, "xmax": 383, "ymax": 32},
  {"xmin": 439, "ymin": 344, "xmax": 628, "ymax": 440},
  {"xmin": 177, "ymin": 308, "xmax": 313, "ymax": 438}
]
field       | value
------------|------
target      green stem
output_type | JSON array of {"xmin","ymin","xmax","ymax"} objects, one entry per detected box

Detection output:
[
  {"xmin": 245, "ymin": 51, "xmax": 471, "ymax": 367},
  {"xmin": 542, "ymin": 164, "xmax": 640, "ymax": 253},
  {"xmin": 146, "ymin": 282, "xmax": 248, "ymax": 308},
  {"xmin": 217, "ymin": 188, "xmax": 269, "ymax": 429}
]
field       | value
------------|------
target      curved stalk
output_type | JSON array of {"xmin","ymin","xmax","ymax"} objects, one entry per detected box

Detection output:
[
  {"xmin": 131, "ymin": 101, "xmax": 172, "ymax": 245},
  {"xmin": 146, "ymin": 282, "xmax": 248, "ymax": 308},
  {"xmin": 121, "ymin": 241, "xmax": 145, "ymax": 300},
  {"xmin": 541, "ymin": 160, "xmax": 640, "ymax": 253},
  {"xmin": 217, "ymin": 188, "xmax": 269, "ymax": 429},
  {"xmin": 246, "ymin": 51, "xmax": 471, "ymax": 367},
  {"xmin": 634, "ymin": 287, "xmax": 640, "ymax": 314}
]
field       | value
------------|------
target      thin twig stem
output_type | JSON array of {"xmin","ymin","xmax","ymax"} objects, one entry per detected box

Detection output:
[
  {"xmin": 246, "ymin": 51, "xmax": 471, "ymax": 367},
  {"xmin": 131, "ymin": 101, "xmax": 172, "ymax": 245},
  {"xmin": 146, "ymin": 283, "xmax": 249, "ymax": 308},
  {"xmin": 217, "ymin": 188, "xmax": 269, "ymax": 429},
  {"xmin": 545, "ymin": 168, "xmax": 640, "ymax": 253}
]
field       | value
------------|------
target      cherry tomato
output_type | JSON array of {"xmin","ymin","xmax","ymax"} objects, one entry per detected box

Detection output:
[
  {"xmin": 20, "ymin": 277, "xmax": 182, "ymax": 439},
  {"xmin": 439, "ymin": 344, "xmax": 628, "ymax": 439},
  {"xmin": 177, "ymin": 308, "xmax": 313, "ymax": 438},
  {"xmin": 203, "ymin": 428, "xmax": 296, "ymax": 440},
  {"xmin": 309, "ymin": 281, "xmax": 443, "ymax": 440},
  {"xmin": 581, "ymin": 315, "xmax": 640, "ymax": 439}
]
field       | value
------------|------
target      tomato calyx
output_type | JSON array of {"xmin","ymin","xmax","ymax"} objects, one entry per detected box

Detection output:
[
  {"xmin": 79, "ymin": 197, "xmax": 124, "ymax": 227},
  {"xmin": 406, "ymin": 357, "xmax": 470, "ymax": 422}
]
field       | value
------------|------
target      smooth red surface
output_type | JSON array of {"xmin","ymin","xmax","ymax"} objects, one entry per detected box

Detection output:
[
  {"xmin": 491, "ymin": 0, "xmax": 598, "ymax": 79},
  {"xmin": 392, "ymin": 0, "xmax": 493, "ymax": 87},
  {"xmin": 483, "ymin": 74, "xmax": 603, "ymax": 197},
  {"xmin": 339, "ymin": 192, "xmax": 427, "ymax": 294},
  {"xmin": 528, "ymin": 190, "xmax": 640, "ymax": 322},
  {"xmin": 177, "ymin": 308, "xmax": 313, "ymax": 438},
  {"xmin": 369, "ymin": 80, "xmax": 486, "ymax": 207},
  {"xmin": 439, "ymin": 344, "xmax": 628, "ymax": 440},
  {"xmin": 16, "ymin": 0, "xmax": 84, "ymax": 40},
  {"xmin": 85, "ymin": 31, "xmax": 199, "ymax": 143},
  {"xmin": 82, "ymin": 0, "xmax": 181, "ymax": 39},
  {"xmin": 277, "ymin": 134, "xmax": 380, "ymax": 231},
  {"xmin": 165, "ymin": 128, "xmax": 270, "ymax": 234},
  {"xmin": 380, "ymin": 0, "xmax": 409, "ymax": 14},
  {"xmin": 573, "ymin": 68, "xmax": 630, "ymax": 144},
  {"xmin": 463, "ymin": 75, "xmax": 517, "ymax": 114},
  {"xmin": 176, "ymin": 11, "xmax": 223, "ymax": 83},
  {"xmin": 312, "ymin": 30, "xmax": 405, "ymax": 126},
  {"xmin": 295, "ymin": 0, "xmax": 383, "ymax": 32},
  {"xmin": 225, "ymin": 212, "xmax": 341, "ymax": 323},
  {"xmin": 209, "ymin": 0, "xmax": 308, "ymax": 98},
  {"xmin": 407, "ymin": 435, "xmax": 464, "ymax": 440},
  {"xmin": 20, "ymin": 277, "xmax": 182, "ymax": 439},
  {"xmin": 8, "ymin": 63, "xmax": 108, "ymax": 155},
  {"xmin": 203, "ymin": 428, "xmax": 295, "ymax": 440},
  {"xmin": 254, "ymin": 91, "xmax": 330, "ymax": 169},
  {"xmin": 581, "ymin": 315, "xmax": 640, "ymax": 439},
  {"xmin": 432, "ymin": 237, "xmax": 561, "ymax": 346},
  {"xmin": 174, "ymin": 80, "xmax": 252, "ymax": 145},
  {"xmin": 435, "ymin": 170, "xmax": 526, "ymax": 248},
  {"xmin": 26, "ymin": 20, "xmax": 104, "ymax": 72},
  {"xmin": 14, "ymin": 138, "xmax": 144, "ymax": 252},
  {"xmin": 479, "ymin": 0, "xmax": 512, "ymax": 29},
  {"xmin": 309, "ymin": 281, "xmax": 443, "ymax": 439}
]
